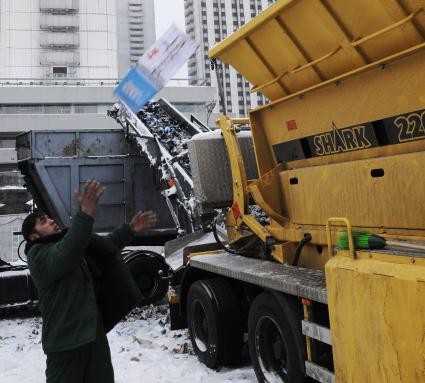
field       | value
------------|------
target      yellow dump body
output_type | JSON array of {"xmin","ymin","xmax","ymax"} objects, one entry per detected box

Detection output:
[
  {"xmin": 209, "ymin": 0, "xmax": 425, "ymax": 242},
  {"xmin": 209, "ymin": 0, "xmax": 425, "ymax": 103}
]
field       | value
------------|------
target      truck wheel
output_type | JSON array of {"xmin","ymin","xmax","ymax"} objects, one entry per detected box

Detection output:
[
  {"xmin": 187, "ymin": 278, "xmax": 244, "ymax": 369},
  {"xmin": 248, "ymin": 292, "xmax": 304, "ymax": 383},
  {"xmin": 124, "ymin": 252, "xmax": 169, "ymax": 306}
]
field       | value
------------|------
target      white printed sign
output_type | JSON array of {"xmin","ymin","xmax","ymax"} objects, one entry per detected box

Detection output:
[
  {"xmin": 137, "ymin": 24, "xmax": 199, "ymax": 88},
  {"xmin": 115, "ymin": 24, "xmax": 198, "ymax": 112}
]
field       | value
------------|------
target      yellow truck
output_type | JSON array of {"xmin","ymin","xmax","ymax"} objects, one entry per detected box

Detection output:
[{"xmin": 168, "ymin": 0, "xmax": 425, "ymax": 382}]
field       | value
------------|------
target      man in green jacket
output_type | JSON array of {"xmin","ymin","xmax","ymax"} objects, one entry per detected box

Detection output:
[{"xmin": 22, "ymin": 180, "xmax": 157, "ymax": 383}]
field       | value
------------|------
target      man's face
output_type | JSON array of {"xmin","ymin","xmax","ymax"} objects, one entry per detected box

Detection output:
[{"xmin": 30, "ymin": 215, "xmax": 61, "ymax": 241}]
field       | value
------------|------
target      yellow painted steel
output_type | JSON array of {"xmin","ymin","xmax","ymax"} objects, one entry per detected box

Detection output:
[
  {"xmin": 208, "ymin": 0, "xmax": 425, "ymax": 381},
  {"xmin": 213, "ymin": 8, "xmax": 425, "ymax": 251},
  {"xmin": 326, "ymin": 252, "xmax": 425, "ymax": 382},
  {"xmin": 167, "ymin": 289, "xmax": 180, "ymax": 304},
  {"xmin": 217, "ymin": 116, "xmax": 273, "ymax": 246},
  {"xmin": 280, "ymin": 151, "xmax": 425, "ymax": 234},
  {"xmin": 303, "ymin": 302, "xmax": 313, "ymax": 362},
  {"xmin": 246, "ymin": 48, "xmax": 425, "ymax": 180},
  {"xmin": 209, "ymin": 0, "xmax": 425, "ymax": 102}
]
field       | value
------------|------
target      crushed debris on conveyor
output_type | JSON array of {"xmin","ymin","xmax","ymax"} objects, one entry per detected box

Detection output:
[
  {"xmin": 249, "ymin": 205, "xmax": 270, "ymax": 226},
  {"xmin": 109, "ymin": 99, "xmax": 270, "ymax": 232},
  {"xmin": 108, "ymin": 99, "xmax": 210, "ymax": 235},
  {"xmin": 137, "ymin": 102, "xmax": 193, "ymax": 173}
]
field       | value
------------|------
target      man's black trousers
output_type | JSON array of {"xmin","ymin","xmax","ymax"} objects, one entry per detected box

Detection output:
[{"xmin": 45, "ymin": 314, "xmax": 114, "ymax": 383}]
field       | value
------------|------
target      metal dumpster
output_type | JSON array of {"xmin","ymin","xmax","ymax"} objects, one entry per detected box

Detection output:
[{"xmin": 16, "ymin": 129, "xmax": 176, "ymax": 243}]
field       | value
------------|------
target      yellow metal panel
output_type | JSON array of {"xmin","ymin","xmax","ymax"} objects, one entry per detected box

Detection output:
[
  {"xmin": 219, "ymin": 39, "xmax": 286, "ymax": 100},
  {"xmin": 247, "ymin": 17, "xmax": 322, "ymax": 94},
  {"xmin": 326, "ymin": 254, "xmax": 425, "ymax": 382},
  {"xmin": 248, "ymin": 48, "xmax": 425, "ymax": 175},
  {"xmin": 209, "ymin": 0, "xmax": 425, "ymax": 101},
  {"xmin": 280, "ymin": 151, "xmax": 425, "ymax": 232},
  {"xmin": 325, "ymin": 0, "xmax": 425, "ymax": 62},
  {"xmin": 275, "ymin": 2, "xmax": 358, "ymax": 81}
]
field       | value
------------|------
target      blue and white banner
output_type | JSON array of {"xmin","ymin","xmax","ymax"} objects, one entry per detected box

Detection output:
[
  {"xmin": 115, "ymin": 24, "xmax": 198, "ymax": 113},
  {"xmin": 115, "ymin": 68, "xmax": 159, "ymax": 113}
]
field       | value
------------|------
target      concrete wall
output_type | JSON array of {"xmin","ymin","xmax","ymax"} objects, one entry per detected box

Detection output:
[
  {"xmin": 0, "ymin": 85, "xmax": 217, "ymax": 132},
  {"xmin": 0, "ymin": 0, "xmax": 118, "ymax": 78},
  {"xmin": 0, "ymin": 85, "xmax": 116, "ymax": 104},
  {"xmin": 0, "ymin": 84, "xmax": 217, "ymax": 167},
  {"xmin": 141, "ymin": 0, "xmax": 156, "ymax": 52},
  {"xmin": 79, "ymin": 0, "xmax": 118, "ymax": 78},
  {"xmin": 0, "ymin": 84, "xmax": 216, "ymax": 105},
  {"xmin": 0, "ymin": 113, "xmax": 118, "ymax": 134},
  {"xmin": 116, "ymin": 0, "xmax": 131, "ymax": 78}
]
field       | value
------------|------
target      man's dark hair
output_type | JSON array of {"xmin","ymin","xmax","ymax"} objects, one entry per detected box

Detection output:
[{"xmin": 22, "ymin": 211, "xmax": 46, "ymax": 242}]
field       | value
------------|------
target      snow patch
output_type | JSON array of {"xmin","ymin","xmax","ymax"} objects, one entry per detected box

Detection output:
[{"xmin": 0, "ymin": 305, "xmax": 256, "ymax": 383}]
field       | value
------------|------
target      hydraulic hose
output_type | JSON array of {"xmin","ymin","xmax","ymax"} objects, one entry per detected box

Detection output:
[
  {"xmin": 292, "ymin": 234, "xmax": 312, "ymax": 266},
  {"xmin": 212, "ymin": 218, "xmax": 242, "ymax": 255},
  {"xmin": 212, "ymin": 218, "xmax": 263, "ymax": 256}
]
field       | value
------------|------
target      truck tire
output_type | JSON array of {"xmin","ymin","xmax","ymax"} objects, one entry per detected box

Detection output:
[
  {"xmin": 124, "ymin": 251, "xmax": 169, "ymax": 306},
  {"xmin": 248, "ymin": 292, "xmax": 304, "ymax": 383},
  {"xmin": 187, "ymin": 278, "xmax": 244, "ymax": 369}
]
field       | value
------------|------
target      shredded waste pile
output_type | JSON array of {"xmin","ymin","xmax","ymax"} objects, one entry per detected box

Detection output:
[
  {"xmin": 249, "ymin": 205, "xmax": 270, "ymax": 226},
  {"xmin": 137, "ymin": 102, "xmax": 193, "ymax": 173}
]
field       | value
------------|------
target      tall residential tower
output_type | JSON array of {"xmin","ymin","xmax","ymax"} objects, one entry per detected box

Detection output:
[
  {"xmin": 0, "ymin": 0, "xmax": 156, "ymax": 79},
  {"xmin": 185, "ymin": 0, "xmax": 275, "ymax": 116},
  {"xmin": 116, "ymin": 0, "xmax": 156, "ymax": 77}
]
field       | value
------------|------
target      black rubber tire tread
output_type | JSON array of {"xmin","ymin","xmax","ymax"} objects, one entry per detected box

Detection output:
[
  {"xmin": 248, "ymin": 292, "xmax": 305, "ymax": 383},
  {"xmin": 126, "ymin": 254, "xmax": 169, "ymax": 306},
  {"xmin": 187, "ymin": 278, "xmax": 244, "ymax": 369}
]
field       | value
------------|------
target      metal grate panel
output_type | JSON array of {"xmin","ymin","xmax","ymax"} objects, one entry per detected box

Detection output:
[{"xmin": 190, "ymin": 252, "xmax": 327, "ymax": 303}]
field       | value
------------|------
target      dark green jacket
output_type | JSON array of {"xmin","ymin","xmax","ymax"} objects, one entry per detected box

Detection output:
[{"xmin": 27, "ymin": 211, "xmax": 142, "ymax": 354}]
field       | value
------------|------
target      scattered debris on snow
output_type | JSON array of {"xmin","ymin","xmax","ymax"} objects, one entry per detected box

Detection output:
[{"xmin": 0, "ymin": 304, "xmax": 256, "ymax": 383}]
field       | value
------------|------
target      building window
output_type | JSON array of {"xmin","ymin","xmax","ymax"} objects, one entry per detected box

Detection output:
[{"xmin": 52, "ymin": 66, "xmax": 67, "ymax": 78}]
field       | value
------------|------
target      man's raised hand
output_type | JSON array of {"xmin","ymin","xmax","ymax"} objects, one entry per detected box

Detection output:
[
  {"xmin": 74, "ymin": 180, "xmax": 106, "ymax": 216},
  {"xmin": 129, "ymin": 211, "xmax": 157, "ymax": 232}
]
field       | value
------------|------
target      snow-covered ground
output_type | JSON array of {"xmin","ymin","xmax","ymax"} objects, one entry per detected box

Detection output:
[{"xmin": 0, "ymin": 305, "xmax": 257, "ymax": 383}]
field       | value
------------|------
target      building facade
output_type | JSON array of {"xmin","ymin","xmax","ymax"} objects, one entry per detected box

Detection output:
[
  {"xmin": 185, "ymin": 0, "xmax": 275, "ymax": 116},
  {"xmin": 116, "ymin": 0, "xmax": 156, "ymax": 78},
  {"xmin": 0, "ymin": 0, "xmax": 156, "ymax": 79}
]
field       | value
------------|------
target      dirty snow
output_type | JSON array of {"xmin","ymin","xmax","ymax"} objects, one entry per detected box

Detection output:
[{"xmin": 0, "ymin": 305, "xmax": 256, "ymax": 383}]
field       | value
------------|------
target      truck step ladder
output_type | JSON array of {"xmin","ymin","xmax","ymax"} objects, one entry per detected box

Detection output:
[
  {"xmin": 302, "ymin": 320, "xmax": 335, "ymax": 382},
  {"xmin": 305, "ymin": 361, "xmax": 335, "ymax": 383}
]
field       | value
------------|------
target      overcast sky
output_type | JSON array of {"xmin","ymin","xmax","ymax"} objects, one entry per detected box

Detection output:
[
  {"xmin": 154, "ymin": 0, "xmax": 185, "ymax": 35},
  {"xmin": 154, "ymin": 0, "xmax": 188, "ymax": 78}
]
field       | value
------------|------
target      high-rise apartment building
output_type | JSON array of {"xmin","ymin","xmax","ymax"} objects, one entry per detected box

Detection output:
[
  {"xmin": 117, "ymin": 0, "xmax": 156, "ymax": 77},
  {"xmin": 185, "ymin": 0, "xmax": 275, "ymax": 116},
  {"xmin": 0, "ymin": 0, "xmax": 156, "ymax": 79}
]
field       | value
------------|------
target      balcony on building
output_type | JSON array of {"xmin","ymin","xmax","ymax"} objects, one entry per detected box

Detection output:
[
  {"xmin": 128, "ymin": 3, "xmax": 143, "ymax": 8},
  {"xmin": 129, "ymin": 37, "xmax": 144, "ymax": 42},
  {"xmin": 40, "ymin": 0, "xmax": 78, "ymax": 14},
  {"xmin": 40, "ymin": 14, "xmax": 79, "ymax": 32},
  {"xmin": 40, "ymin": 33, "xmax": 79, "ymax": 50},
  {"xmin": 40, "ymin": 51, "xmax": 80, "ymax": 68}
]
